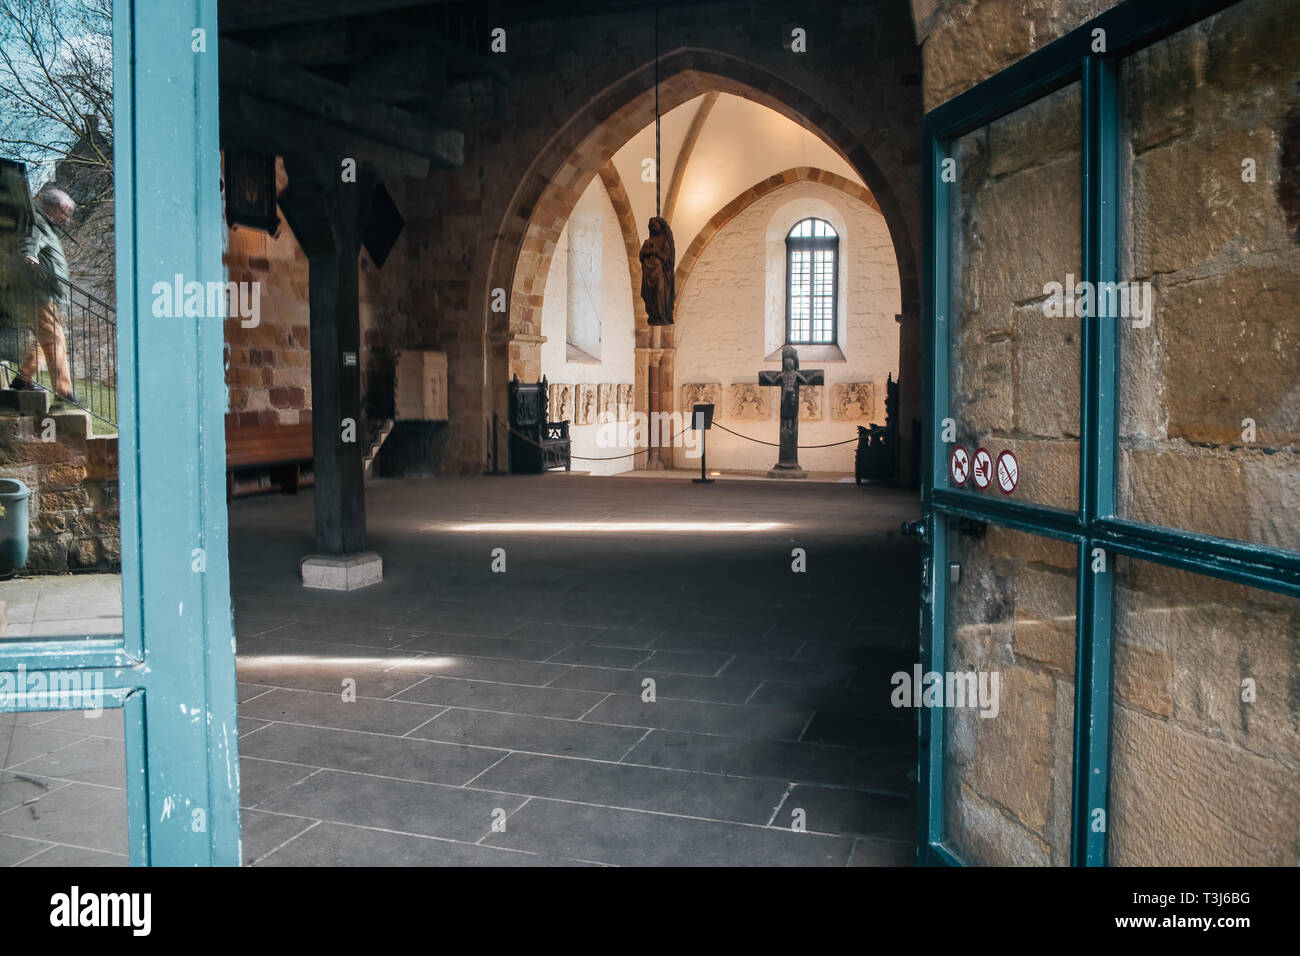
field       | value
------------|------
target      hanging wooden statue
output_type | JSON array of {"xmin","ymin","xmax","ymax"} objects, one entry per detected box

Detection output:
[{"xmin": 639, "ymin": 215, "xmax": 675, "ymax": 326}]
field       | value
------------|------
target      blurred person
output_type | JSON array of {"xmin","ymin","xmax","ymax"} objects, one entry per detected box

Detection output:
[{"xmin": 12, "ymin": 185, "xmax": 76, "ymax": 401}]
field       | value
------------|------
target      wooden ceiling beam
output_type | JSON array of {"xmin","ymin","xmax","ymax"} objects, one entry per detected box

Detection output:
[
  {"xmin": 221, "ymin": 94, "xmax": 431, "ymax": 180},
  {"xmin": 219, "ymin": 0, "xmax": 449, "ymax": 32},
  {"xmin": 220, "ymin": 40, "xmax": 463, "ymax": 171},
  {"xmin": 227, "ymin": 15, "xmax": 509, "ymax": 84}
]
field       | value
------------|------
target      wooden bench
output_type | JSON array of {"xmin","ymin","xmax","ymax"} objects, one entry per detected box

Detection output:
[
  {"xmin": 225, "ymin": 422, "xmax": 314, "ymax": 498},
  {"xmin": 508, "ymin": 374, "xmax": 571, "ymax": 473}
]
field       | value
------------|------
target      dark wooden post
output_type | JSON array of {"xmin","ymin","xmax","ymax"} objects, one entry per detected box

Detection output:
[{"xmin": 279, "ymin": 156, "xmax": 376, "ymax": 556}]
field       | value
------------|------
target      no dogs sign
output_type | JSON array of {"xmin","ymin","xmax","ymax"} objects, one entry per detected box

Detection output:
[
  {"xmin": 949, "ymin": 445, "xmax": 971, "ymax": 487},
  {"xmin": 995, "ymin": 450, "xmax": 1019, "ymax": 494}
]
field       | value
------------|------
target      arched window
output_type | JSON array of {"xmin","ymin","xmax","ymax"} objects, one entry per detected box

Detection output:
[{"xmin": 785, "ymin": 217, "xmax": 838, "ymax": 344}]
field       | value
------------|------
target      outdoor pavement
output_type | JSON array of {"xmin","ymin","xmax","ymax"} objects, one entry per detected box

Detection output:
[
  {"xmin": 0, "ymin": 573, "xmax": 122, "ymax": 639},
  {"xmin": 0, "ymin": 474, "xmax": 922, "ymax": 866}
]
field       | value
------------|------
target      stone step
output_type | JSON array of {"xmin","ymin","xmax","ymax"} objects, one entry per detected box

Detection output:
[
  {"xmin": 363, "ymin": 418, "xmax": 395, "ymax": 475},
  {"xmin": 48, "ymin": 408, "xmax": 91, "ymax": 439},
  {"xmin": 0, "ymin": 387, "xmax": 51, "ymax": 416}
]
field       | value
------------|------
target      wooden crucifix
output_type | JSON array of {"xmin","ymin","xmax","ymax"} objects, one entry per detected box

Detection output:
[{"xmin": 759, "ymin": 345, "xmax": 824, "ymax": 479}]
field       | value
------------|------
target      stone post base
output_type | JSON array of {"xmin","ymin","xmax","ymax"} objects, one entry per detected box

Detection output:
[
  {"xmin": 301, "ymin": 552, "xmax": 383, "ymax": 591},
  {"xmin": 766, "ymin": 463, "xmax": 807, "ymax": 479}
]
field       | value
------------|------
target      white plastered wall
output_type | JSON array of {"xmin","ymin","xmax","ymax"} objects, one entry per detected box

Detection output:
[
  {"xmin": 675, "ymin": 180, "xmax": 901, "ymax": 473},
  {"xmin": 539, "ymin": 177, "xmax": 637, "ymax": 475}
]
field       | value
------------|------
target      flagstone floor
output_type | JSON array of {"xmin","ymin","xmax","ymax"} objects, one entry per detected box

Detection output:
[
  {"xmin": 0, "ymin": 573, "xmax": 123, "ymax": 639},
  {"xmin": 0, "ymin": 474, "xmax": 922, "ymax": 866}
]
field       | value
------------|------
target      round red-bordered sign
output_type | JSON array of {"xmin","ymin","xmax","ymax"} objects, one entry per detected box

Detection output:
[
  {"xmin": 971, "ymin": 447, "xmax": 993, "ymax": 490},
  {"xmin": 949, "ymin": 445, "xmax": 971, "ymax": 487},
  {"xmin": 995, "ymin": 449, "xmax": 1019, "ymax": 494}
]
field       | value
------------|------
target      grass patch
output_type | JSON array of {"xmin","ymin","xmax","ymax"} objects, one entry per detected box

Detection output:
[{"xmin": 32, "ymin": 370, "xmax": 117, "ymax": 436}]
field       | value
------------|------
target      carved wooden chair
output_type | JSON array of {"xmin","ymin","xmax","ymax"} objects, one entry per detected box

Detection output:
[{"xmin": 508, "ymin": 374, "xmax": 571, "ymax": 473}]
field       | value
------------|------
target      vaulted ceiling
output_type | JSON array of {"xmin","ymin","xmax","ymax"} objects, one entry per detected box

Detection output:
[{"xmin": 609, "ymin": 92, "xmax": 865, "ymax": 255}]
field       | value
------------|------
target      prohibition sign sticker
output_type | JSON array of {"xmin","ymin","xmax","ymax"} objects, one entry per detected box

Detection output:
[
  {"xmin": 971, "ymin": 447, "xmax": 993, "ymax": 490},
  {"xmin": 949, "ymin": 445, "xmax": 971, "ymax": 487},
  {"xmin": 995, "ymin": 449, "xmax": 1020, "ymax": 494}
]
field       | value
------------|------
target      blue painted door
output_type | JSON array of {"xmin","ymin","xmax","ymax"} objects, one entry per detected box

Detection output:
[{"xmin": 0, "ymin": 0, "xmax": 238, "ymax": 865}]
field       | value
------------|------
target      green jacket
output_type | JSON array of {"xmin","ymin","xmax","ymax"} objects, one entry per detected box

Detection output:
[{"xmin": 17, "ymin": 208, "xmax": 69, "ymax": 306}]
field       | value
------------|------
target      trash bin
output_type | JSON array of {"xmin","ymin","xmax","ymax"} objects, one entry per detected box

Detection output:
[{"xmin": 0, "ymin": 477, "xmax": 31, "ymax": 577}]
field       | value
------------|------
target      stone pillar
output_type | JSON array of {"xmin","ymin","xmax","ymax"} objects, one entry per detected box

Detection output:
[{"xmin": 646, "ymin": 362, "xmax": 663, "ymax": 469}]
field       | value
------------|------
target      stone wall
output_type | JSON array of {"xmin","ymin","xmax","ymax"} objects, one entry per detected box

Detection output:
[
  {"xmin": 1107, "ymin": 0, "xmax": 1300, "ymax": 865},
  {"xmin": 222, "ymin": 156, "xmax": 408, "ymax": 433},
  {"xmin": 224, "ymin": 157, "xmax": 312, "ymax": 430},
  {"xmin": 0, "ymin": 408, "xmax": 118, "ymax": 573},
  {"xmin": 923, "ymin": 0, "xmax": 1118, "ymax": 110}
]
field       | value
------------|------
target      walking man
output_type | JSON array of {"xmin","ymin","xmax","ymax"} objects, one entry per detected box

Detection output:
[{"xmin": 13, "ymin": 185, "xmax": 76, "ymax": 401}]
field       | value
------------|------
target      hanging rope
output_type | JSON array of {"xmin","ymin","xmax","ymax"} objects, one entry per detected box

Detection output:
[{"xmin": 654, "ymin": 2, "xmax": 661, "ymax": 218}]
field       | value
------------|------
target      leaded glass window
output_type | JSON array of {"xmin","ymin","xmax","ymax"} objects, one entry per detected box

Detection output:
[{"xmin": 785, "ymin": 217, "xmax": 838, "ymax": 344}]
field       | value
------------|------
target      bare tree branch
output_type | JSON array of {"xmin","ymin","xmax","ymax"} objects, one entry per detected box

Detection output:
[{"xmin": 0, "ymin": 0, "xmax": 115, "ymax": 299}]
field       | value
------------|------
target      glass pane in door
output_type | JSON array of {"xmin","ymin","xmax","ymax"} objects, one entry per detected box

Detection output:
[
  {"xmin": 0, "ymin": 706, "xmax": 126, "ymax": 865},
  {"xmin": 1110, "ymin": 557, "xmax": 1300, "ymax": 865},
  {"xmin": 1, "ymin": 0, "xmax": 123, "ymax": 638},
  {"xmin": 941, "ymin": 523, "xmax": 1077, "ymax": 865},
  {"xmin": 946, "ymin": 82, "xmax": 1081, "ymax": 511},
  {"xmin": 1117, "ymin": 0, "xmax": 1300, "ymax": 552}
]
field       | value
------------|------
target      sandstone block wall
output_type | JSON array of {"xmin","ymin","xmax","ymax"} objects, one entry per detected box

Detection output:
[
  {"xmin": 0, "ymin": 410, "xmax": 119, "ymax": 573},
  {"xmin": 223, "ymin": 157, "xmax": 313, "ymax": 430},
  {"xmin": 222, "ymin": 156, "xmax": 410, "ymax": 435}
]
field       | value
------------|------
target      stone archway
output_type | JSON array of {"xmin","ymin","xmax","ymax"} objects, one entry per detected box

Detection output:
[{"xmin": 486, "ymin": 47, "xmax": 922, "ymax": 478}]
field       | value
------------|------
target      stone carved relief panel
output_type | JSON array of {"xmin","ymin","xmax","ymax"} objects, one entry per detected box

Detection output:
[
  {"xmin": 727, "ymin": 384, "xmax": 772, "ymax": 421},
  {"xmin": 798, "ymin": 384, "xmax": 823, "ymax": 422},
  {"xmin": 681, "ymin": 383, "xmax": 723, "ymax": 418},
  {"xmin": 832, "ymin": 382, "xmax": 875, "ymax": 422},
  {"xmin": 597, "ymin": 383, "xmax": 616, "ymax": 422},
  {"xmin": 576, "ymin": 384, "xmax": 597, "ymax": 425},
  {"xmin": 550, "ymin": 383, "xmax": 575, "ymax": 424},
  {"xmin": 616, "ymin": 384, "xmax": 633, "ymax": 421}
]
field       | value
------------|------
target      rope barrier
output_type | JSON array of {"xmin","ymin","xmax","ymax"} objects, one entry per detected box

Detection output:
[
  {"xmin": 495, "ymin": 414, "xmax": 691, "ymax": 462},
  {"xmin": 709, "ymin": 421, "xmax": 860, "ymax": 449},
  {"xmin": 496, "ymin": 413, "xmax": 859, "ymax": 460}
]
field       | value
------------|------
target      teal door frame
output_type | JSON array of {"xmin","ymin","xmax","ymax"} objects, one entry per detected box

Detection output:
[
  {"xmin": 0, "ymin": 0, "xmax": 239, "ymax": 865},
  {"xmin": 917, "ymin": 0, "xmax": 1299, "ymax": 867}
]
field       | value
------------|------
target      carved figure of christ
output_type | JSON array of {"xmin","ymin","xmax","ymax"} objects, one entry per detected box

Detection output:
[{"xmin": 758, "ymin": 345, "xmax": 823, "ymax": 478}]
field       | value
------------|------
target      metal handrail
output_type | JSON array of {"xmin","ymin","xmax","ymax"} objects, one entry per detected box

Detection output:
[{"xmin": 0, "ymin": 256, "xmax": 117, "ymax": 428}]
